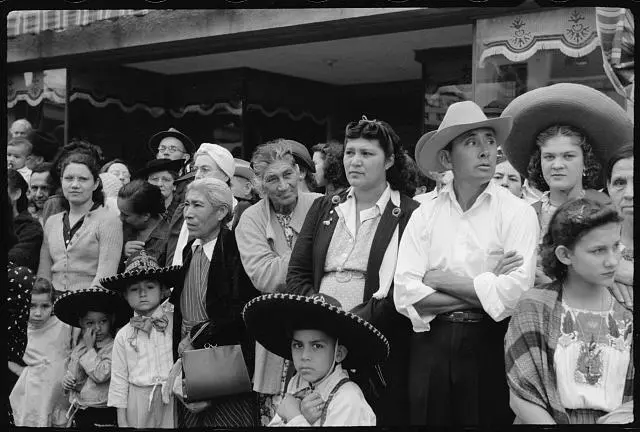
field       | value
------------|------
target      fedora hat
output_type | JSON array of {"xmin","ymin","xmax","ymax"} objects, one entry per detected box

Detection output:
[
  {"xmin": 100, "ymin": 250, "xmax": 182, "ymax": 292},
  {"xmin": 148, "ymin": 127, "xmax": 196, "ymax": 155},
  {"xmin": 133, "ymin": 158, "xmax": 184, "ymax": 180},
  {"xmin": 242, "ymin": 293, "xmax": 389, "ymax": 369},
  {"xmin": 416, "ymin": 101, "xmax": 513, "ymax": 174},
  {"xmin": 54, "ymin": 287, "xmax": 133, "ymax": 328},
  {"xmin": 501, "ymin": 83, "xmax": 634, "ymax": 178},
  {"xmin": 233, "ymin": 158, "xmax": 256, "ymax": 182}
]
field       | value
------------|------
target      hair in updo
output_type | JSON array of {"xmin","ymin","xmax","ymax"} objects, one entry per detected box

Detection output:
[
  {"xmin": 540, "ymin": 197, "xmax": 622, "ymax": 281},
  {"xmin": 344, "ymin": 117, "xmax": 415, "ymax": 196},
  {"xmin": 527, "ymin": 125, "xmax": 602, "ymax": 192}
]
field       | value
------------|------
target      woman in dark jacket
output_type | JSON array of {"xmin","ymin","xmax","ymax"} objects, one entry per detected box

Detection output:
[
  {"xmin": 8, "ymin": 169, "xmax": 43, "ymax": 272},
  {"xmin": 284, "ymin": 117, "xmax": 419, "ymax": 425}
]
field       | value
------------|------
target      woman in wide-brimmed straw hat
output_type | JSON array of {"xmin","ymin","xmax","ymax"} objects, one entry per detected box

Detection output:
[
  {"xmin": 242, "ymin": 293, "xmax": 389, "ymax": 426},
  {"xmin": 54, "ymin": 287, "xmax": 132, "ymax": 427},
  {"xmin": 500, "ymin": 83, "xmax": 633, "ymax": 240}
]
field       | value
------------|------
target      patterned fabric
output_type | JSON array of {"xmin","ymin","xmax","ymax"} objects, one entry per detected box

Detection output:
[
  {"xmin": 505, "ymin": 282, "xmax": 634, "ymax": 424},
  {"xmin": 66, "ymin": 340, "xmax": 114, "ymax": 411},
  {"xmin": 129, "ymin": 315, "xmax": 169, "ymax": 335},
  {"xmin": 178, "ymin": 392, "xmax": 257, "ymax": 427},
  {"xmin": 538, "ymin": 190, "xmax": 586, "ymax": 243},
  {"xmin": 274, "ymin": 212, "xmax": 294, "ymax": 249},
  {"xmin": 180, "ymin": 245, "xmax": 210, "ymax": 338}
]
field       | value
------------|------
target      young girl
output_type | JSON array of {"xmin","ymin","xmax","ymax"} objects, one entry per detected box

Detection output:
[
  {"xmin": 505, "ymin": 198, "xmax": 634, "ymax": 424},
  {"xmin": 101, "ymin": 250, "xmax": 181, "ymax": 428},
  {"xmin": 54, "ymin": 286, "xmax": 132, "ymax": 427},
  {"xmin": 9, "ymin": 277, "xmax": 73, "ymax": 427},
  {"xmin": 243, "ymin": 293, "xmax": 389, "ymax": 426}
]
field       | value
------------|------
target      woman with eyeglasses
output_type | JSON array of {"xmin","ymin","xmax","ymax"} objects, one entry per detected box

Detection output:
[
  {"xmin": 284, "ymin": 117, "xmax": 419, "ymax": 425},
  {"xmin": 235, "ymin": 140, "xmax": 322, "ymax": 425}
]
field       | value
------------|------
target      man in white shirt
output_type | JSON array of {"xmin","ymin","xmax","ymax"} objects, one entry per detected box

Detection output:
[{"xmin": 394, "ymin": 101, "xmax": 539, "ymax": 426}]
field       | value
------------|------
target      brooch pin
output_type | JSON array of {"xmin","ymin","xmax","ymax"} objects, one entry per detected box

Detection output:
[
  {"xmin": 392, "ymin": 207, "xmax": 401, "ymax": 217},
  {"xmin": 323, "ymin": 219, "xmax": 332, "ymax": 226},
  {"xmin": 331, "ymin": 195, "xmax": 341, "ymax": 205}
]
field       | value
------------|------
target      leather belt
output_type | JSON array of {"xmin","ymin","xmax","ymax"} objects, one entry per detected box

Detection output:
[{"xmin": 437, "ymin": 310, "xmax": 486, "ymax": 323}]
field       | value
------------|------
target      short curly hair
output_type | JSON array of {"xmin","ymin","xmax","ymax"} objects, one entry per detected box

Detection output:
[
  {"xmin": 311, "ymin": 141, "xmax": 349, "ymax": 191},
  {"xmin": 344, "ymin": 118, "xmax": 416, "ymax": 196},
  {"xmin": 527, "ymin": 125, "xmax": 602, "ymax": 192},
  {"xmin": 540, "ymin": 197, "xmax": 622, "ymax": 281}
]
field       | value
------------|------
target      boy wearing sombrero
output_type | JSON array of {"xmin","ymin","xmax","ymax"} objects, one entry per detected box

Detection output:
[
  {"xmin": 100, "ymin": 250, "xmax": 182, "ymax": 429},
  {"xmin": 54, "ymin": 286, "xmax": 132, "ymax": 427},
  {"xmin": 243, "ymin": 293, "xmax": 388, "ymax": 426},
  {"xmin": 394, "ymin": 101, "xmax": 539, "ymax": 426}
]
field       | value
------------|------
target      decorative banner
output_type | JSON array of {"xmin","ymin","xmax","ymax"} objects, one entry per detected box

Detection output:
[
  {"xmin": 247, "ymin": 103, "xmax": 328, "ymax": 125},
  {"xmin": 478, "ymin": 8, "xmax": 600, "ymax": 67},
  {"xmin": 596, "ymin": 8, "xmax": 634, "ymax": 112},
  {"xmin": 7, "ymin": 10, "xmax": 150, "ymax": 38},
  {"xmin": 7, "ymin": 69, "xmax": 66, "ymax": 108}
]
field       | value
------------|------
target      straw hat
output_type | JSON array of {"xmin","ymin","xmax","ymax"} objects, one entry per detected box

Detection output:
[
  {"xmin": 100, "ymin": 250, "xmax": 182, "ymax": 292},
  {"xmin": 54, "ymin": 287, "xmax": 132, "ymax": 328},
  {"xmin": 500, "ymin": 83, "xmax": 634, "ymax": 178},
  {"xmin": 416, "ymin": 101, "xmax": 513, "ymax": 174},
  {"xmin": 148, "ymin": 127, "xmax": 196, "ymax": 155},
  {"xmin": 242, "ymin": 293, "xmax": 389, "ymax": 369}
]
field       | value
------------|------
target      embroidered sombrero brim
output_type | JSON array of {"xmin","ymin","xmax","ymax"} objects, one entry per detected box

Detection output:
[
  {"xmin": 54, "ymin": 287, "xmax": 133, "ymax": 328},
  {"xmin": 501, "ymin": 83, "xmax": 634, "ymax": 178},
  {"xmin": 100, "ymin": 266, "xmax": 182, "ymax": 292},
  {"xmin": 242, "ymin": 293, "xmax": 390, "ymax": 369}
]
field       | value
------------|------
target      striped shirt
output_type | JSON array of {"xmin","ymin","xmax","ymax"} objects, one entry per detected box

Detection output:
[{"xmin": 180, "ymin": 238, "xmax": 216, "ymax": 338}]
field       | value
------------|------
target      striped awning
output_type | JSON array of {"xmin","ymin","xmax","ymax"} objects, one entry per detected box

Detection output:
[
  {"xmin": 596, "ymin": 8, "xmax": 634, "ymax": 107},
  {"xmin": 7, "ymin": 10, "xmax": 150, "ymax": 38}
]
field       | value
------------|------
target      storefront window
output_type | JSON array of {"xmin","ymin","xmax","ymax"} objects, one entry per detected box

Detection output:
[{"xmin": 474, "ymin": 8, "xmax": 626, "ymax": 116}]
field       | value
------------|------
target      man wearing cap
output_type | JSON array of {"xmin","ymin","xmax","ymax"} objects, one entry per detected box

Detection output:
[
  {"xmin": 394, "ymin": 101, "xmax": 539, "ymax": 426},
  {"xmin": 167, "ymin": 143, "xmax": 237, "ymax": 266},
  {"xmin": 231, "ymin": 158, "xmax": 259, "ymax": 229}
]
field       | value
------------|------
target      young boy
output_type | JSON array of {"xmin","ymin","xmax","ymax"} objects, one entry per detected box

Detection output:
[
  {"xmin": 100, "ymin": 250, "xmax": 181, "ymax": 429},
  {"xmin": 7, "ymin": 137, "xmax": 33, "ymax": 184},
  {"xmin": 54, "ymin": 286, "xmax": 132, "ymax": 427},
  {"xmin": 242, "ymin": 293, "xmax": 389, "ymax": 426}
]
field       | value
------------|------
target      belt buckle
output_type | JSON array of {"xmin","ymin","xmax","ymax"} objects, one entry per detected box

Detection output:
[
  {"xmin": 449, "ymin": 311, "xmax": 466, "ymax": 322},
  {"xmin": 335, "ymin": 270, "xmax": 352, "ymax": 283}
]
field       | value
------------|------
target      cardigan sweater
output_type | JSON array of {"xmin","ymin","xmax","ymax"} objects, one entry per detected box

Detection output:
[
  {"xmin": 10, "ymin": 211, "xmax": 44, "ymax": 272},
  {"xmin": 38, "ymin": 205, "xmax": 123, "ymax": 292},
  {"xmin": 284, "ymin": 189, "xmax": 419, "ymax": 425}
]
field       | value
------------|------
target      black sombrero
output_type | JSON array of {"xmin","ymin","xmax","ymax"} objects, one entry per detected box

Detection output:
[
  {"xmin": 147, "ymin": 127, "xmax": 196, "ymax": 155},
  {"xmin": 242, "ymin": 293, "xmax": 389, "ymax": 369},
  {"xmin": 133, "ymin": 158, "xmax": 184, "ymax": 180},
  {"xmin": 100, "ymin": 250, "xmax": 182, "ymax": 292},
  {"xmin": 501, "ymin": 83, "xmax": 633, "ymax": 179},
  {"xmin": 54, "ymin": 287, "xmax": 133, "ymax": 328}
]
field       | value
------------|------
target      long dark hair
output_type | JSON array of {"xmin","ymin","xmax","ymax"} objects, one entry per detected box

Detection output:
[
  {"xmin": 59, "ymin": 152, "xmax": 105, "ymax": 207},
  {"xmin": 117, "ymin": 180, "xmax": 165, "ymax": 218},
  {"xmin": 7, "ymin": 169, "xmax": 29, "ymax": 213},
  {"xmin": 50, "ymin": 139, "xmax": 104, "ymax": 193},
  {"xmin": 344, "ymin": 117, "xmax": 416, "ymax": 196}
]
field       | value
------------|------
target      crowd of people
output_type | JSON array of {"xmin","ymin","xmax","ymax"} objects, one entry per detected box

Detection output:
[{"xmin": 5, "ymin": 81, "xmax": 634, "ymax": 427}]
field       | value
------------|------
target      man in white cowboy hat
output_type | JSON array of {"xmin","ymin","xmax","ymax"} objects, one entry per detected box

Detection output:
[
  {"xmin": 166, "ymin": 143, "xmax": 237, "ymax": 266},
  {"xmin": 394, "ymin": 100, "xmax": 539, "ymax": 426}
]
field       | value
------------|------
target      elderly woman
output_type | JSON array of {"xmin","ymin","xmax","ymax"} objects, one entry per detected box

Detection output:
[
  {"xmin": 117, "ymin": 179, "xmax": 169, "ymax": 267},
  {"xmin": 171, "ymin": 178, "xmax": 259, "ymax": 427},
  {"xmin": 605, "ymin": 144, "xmax": 633, "ymax": 310},
  {"xmin": 235, "ymin": 141, "xmax": 321, "ymax": 425},
  {"xmin": 492, "ymin": 154, "xmax": 525, "ymax": 199},
  {"xmin": 285, "ymin": 117, "xmax": 420, "ymax": 425},
  {"xmin": 38, "ymin": 152, "xmax": 122, "ymax": 292},
  {"xmin": 134, "ymin": 158, "xmax": 183, "ymax": 223}
]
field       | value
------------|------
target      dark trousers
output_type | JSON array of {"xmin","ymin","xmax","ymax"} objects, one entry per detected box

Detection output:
[
  {"xmin": 409, "ymin": 316, "xmax": 513, "ymax": 426},
  {"xmin": 73, "ymin": 407, "xmax": 117, "ymax": 428}
]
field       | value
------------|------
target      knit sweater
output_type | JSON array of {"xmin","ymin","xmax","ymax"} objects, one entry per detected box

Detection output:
[{"xmin": 38, "ymin": 205, "xmax": 123, "ymax": 292}]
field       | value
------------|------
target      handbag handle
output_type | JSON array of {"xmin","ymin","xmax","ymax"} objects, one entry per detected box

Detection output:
[{"xmin": 189, "ymin": 321, "xmax": 211, "ymax": 345}]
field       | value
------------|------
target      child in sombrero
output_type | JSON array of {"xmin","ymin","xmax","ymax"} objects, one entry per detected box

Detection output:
[
  {"xmin": 54, "ymin": 285, "xmax": 132, "ymax": 427},
  {"xmin": 243, "ymin": 293, "xmax": 389, "ymax": 426},
  {"xmin": 100, "ymin": 250, "xmax": 181, "ymax": 429}
]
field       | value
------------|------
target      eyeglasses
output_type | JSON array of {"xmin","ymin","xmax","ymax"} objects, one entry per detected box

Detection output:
[{"xmin": 157, "ymin": 145, "xmax": 185, "ymax": 154}]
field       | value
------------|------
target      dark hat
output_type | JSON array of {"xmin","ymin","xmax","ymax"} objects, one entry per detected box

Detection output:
[
  {"xmin": 54, "ymin": 287, "xmax": 133, "ymax": 328},
  {"xmin": 242, "ymin": 293, "xmax": 389, "ymax": 369},
  {"xmin": 147, "ymin": 127, "xmax": 196, "ymax": 155},
  {"xmin": 100, "ymin": 250, "xmax": 182, "ymax": 292},
  {"xmin": 283, "ymin": 140, "xmax": 315, "ymax": 173},
  {"xmin": 27, "ymin": 130, "xmax": 60, "ymax": 161},
  {"xmin": 133, "ymin": 158, "xmax": 184, "ymax": 180},
  {"xmin": 501, "ymin": 83, "xmax": 634, "ymax": 178}
]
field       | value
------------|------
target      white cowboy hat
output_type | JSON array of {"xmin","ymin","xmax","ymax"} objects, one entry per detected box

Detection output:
[{"xmin": 416, "ymin": 101, "xmax": 513, "ymax": 174}]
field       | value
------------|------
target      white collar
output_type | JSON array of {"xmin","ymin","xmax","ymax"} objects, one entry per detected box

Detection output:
[
  {"xmin": 191, "ymin": 236, "xmax": 218, "ymax": 260},
  {"xmin": 288, "ymin": 363, "xmax": 349, "ymax": 401},
  {"xmin": 440, "ymin": 180, "xmax": 496, "ymax": 207},
  {"xmin": 344, "ymin": 183, "xmax": 395, "ymax": 212}
]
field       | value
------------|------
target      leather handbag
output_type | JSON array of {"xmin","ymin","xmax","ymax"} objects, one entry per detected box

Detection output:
[{"xmin": 182, "ymin": 322, "xmax": 252, "ymax": 402}]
